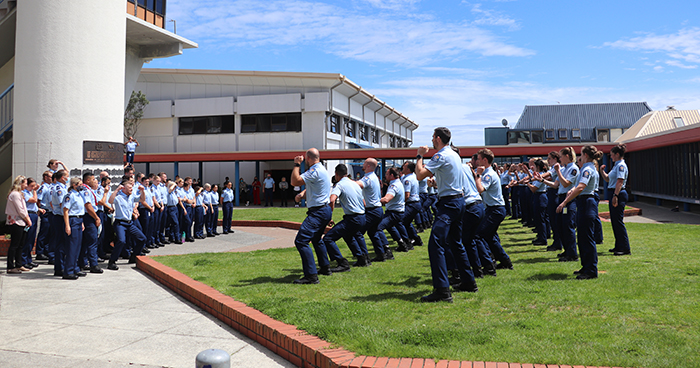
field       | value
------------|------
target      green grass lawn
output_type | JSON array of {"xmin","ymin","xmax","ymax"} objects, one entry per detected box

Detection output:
[{"xmin": 158, "ymin": 208, "xmax": 700, "ymax": 368}]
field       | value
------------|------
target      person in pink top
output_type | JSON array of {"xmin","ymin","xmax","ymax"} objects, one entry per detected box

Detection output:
[{"xmin": 5, "ymin": 176, "xmax": 32, "ymax": 274}]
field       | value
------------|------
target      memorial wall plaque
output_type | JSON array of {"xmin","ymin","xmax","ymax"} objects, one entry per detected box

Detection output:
[{"xmin": 83, "ymin": 141, "xmax": 124, "ymax": 165}]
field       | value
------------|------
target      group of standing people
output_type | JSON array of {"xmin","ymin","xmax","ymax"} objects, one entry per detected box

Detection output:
[
  {"xmin": 5, "ymin": 161, "xmax": 237, "ymax": 279},
  {"xmin": 289, "ymin": 128, "xmax": 632, "ymax": 302}
]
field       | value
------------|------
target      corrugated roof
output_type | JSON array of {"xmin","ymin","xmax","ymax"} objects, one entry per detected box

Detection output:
[
  {"xmin": 616, "ymin": 109, "xmax": 700, "ymax": 142},
  {"xmin": 513, "ymin": 102, "xmax": 652, "ymax": 131}
]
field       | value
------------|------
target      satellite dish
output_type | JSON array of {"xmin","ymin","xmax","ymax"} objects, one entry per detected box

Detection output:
[{"xmin": 501, "ymin": 119, "xmax": 508, "ymax": 127}]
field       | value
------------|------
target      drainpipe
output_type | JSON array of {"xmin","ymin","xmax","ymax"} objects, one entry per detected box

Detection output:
[
  {"xmin": 361, "ymin": 94, "xmax": 375, "ymax": 143},
  {"xmin": 346, "ymin": 86, "xmax": 362, "ymax": 149}
]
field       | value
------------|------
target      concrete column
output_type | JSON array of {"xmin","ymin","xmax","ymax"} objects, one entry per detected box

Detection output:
[
  {"xmin": 234, "ymin": 161, "xmax": 240, "ymax": 206},
  {"xmin": 13, "ymin": 0, "xmax": 127, "ymax": 178}
]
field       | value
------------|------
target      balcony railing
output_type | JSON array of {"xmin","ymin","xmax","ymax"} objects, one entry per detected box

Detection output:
[{"xmin": 0, "ymin": 84, "xmax": 12, "ymax": 146}]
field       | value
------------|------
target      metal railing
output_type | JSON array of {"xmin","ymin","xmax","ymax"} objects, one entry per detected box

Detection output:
[{"xmin": 0, "ymin": 84, "xmax": 12, "ymax": 137}]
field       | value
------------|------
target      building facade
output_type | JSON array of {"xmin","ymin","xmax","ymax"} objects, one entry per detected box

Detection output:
[{"xmin": 133, "ymin": 69, "xmax": 417, "ymax": 185}]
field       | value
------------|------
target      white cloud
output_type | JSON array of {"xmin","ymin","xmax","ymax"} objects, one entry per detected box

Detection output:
[
  {"xmin": 362, "ymin": 0, "xmax": 420, "ymax": 10},
  {"xmin": 166, "ymin": 0, "xmax": 533, "ymax": 66},
  {"xmin": 471, "ymin": 4, "xmax": 520, "ymax": 30},
  {"xmin": 665, "ymin": 60, "xmax": 697, "ymax": 69},
  {"xmin": 604, "ymin": 27, "xmax": 700, "ymax": 65},
  {"xmin": 653, "ymin": 65, "xmax": 664, "ymax": 72}
]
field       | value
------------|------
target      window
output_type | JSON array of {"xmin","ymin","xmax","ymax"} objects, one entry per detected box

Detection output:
[
  {"xmin": 674, "ymin": 117, "xmax": 685, "ymax": 128},
  {"xmin": 345, "ymin": 119, "xmax": 356, "ymax": 138},
  {"xmin": 328, "ymin": 115, "xmax": 339, "ymax": 134},
  {"xmin": 508, "ymin": 131, "xmax": 530, "ymax": 144},
  {"xmin": 597, "ymin": 129, "xmax": 609, "ymax": 142},
  {"xmin": 360, "ymin": 124, "xmax": 369, "ymax": 141},
  {"xmin": 545, "ymin": 130, "xmax": 555, "ymax": 140},
  {"xmin": 155, "ymin": 0, "xmax": 166, "ymax": 15},
  {"xmin": 240, "ymin": 113, "xmax": 301, "ymax": 133},
  {"xmin": 372, "ymin": 128, "xmax": 379, "ymax": 144},
  {"xmin": 389, "ymin": 135, "xmax": 396, "ymax": 148},
  {"xmin": 571, "ymin": 129, "xmax": 581, "ymax": 139},
  {"xmin": 531, "ymin": 130, "xmax": 544, "ymax": 143},
  {"xmin": 179, "ymin": 115, "xmax": 234, "ymax": 135},
  {"xmin": 558, "ymin": 129, "xmax": 568, "ymax": 140}
]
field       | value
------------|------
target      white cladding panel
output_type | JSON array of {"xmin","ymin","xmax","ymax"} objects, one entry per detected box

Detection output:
[
  {"xmin": 305, "ymin": 92, "xmax": 329, "ymax": 112},
  {"xmin": 143, "ymin": 100, "xmax": 172, "ymax": 119},
  {"xmin": 332, "ymin": 90, "xmax": 348, "ymax": 115},
  {"xmin": 174, "ymin": 96, "xmax": 234, "ymax": 117},
  {"xmin": 238, "ymin": 93, "xmax": 301, "ymax": 115},
  {"xmin": 302, "ymin": 111, "xmax": 326, "ymax": 149},
  {"xmin": 349, "ymin": 99, "xmax": 363, "ymax": 120}
]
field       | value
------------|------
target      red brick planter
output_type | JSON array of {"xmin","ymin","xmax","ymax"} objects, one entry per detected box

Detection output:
[
  {"xmin": 0, "ymin": 237, "xmax": 9, "ymax": 257},
  {"xmin": 598, "ymin": 205, "xmax": 641, "ymax": 220}
]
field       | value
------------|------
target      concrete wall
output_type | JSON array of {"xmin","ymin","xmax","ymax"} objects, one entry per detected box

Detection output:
[{"xmin": 13, "ymin": 0, "xmax": 126, "ymax": 178}]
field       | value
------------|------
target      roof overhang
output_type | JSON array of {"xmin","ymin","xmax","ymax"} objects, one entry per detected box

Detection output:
[{"xmin": 126, "ymin": 14, "xmax": 197, "ymax": 59}]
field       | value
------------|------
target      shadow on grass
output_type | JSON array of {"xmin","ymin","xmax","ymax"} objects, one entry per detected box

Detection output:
[
  {"xmin": 526, "ymin": 272, "xmax": 569, "ymax": 281},
  {"xmin": 345, "ymin": 290, "xmax": 426, "ymax": 302},
  {"xmin": 235, "ymin": 274, "xmax": 300, "ymax": 286},
  {"xmin": 515, "ymin": 257, "xmax": 554, "ymax": 264},
  {"xmin": 380, "ymin": 276, "xmax": 425, "ymax": 288}
]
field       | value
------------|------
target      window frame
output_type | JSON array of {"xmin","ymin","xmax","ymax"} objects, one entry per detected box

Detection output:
[
  {"xmin": 558, "ymin": 129, "xmax": 568, "ymax": 140},
  {"xmin": 571, "ymin": 128, "xmax": 581, "ymax": 139},
  {"xmin": 674, "ymin": 117, "xmax": 685, "ymax": 128}
]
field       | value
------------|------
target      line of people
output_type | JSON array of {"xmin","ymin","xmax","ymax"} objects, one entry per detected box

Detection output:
[{"xmin": 5, "ymin": 162, "xmax": 238, "ymax": 278}]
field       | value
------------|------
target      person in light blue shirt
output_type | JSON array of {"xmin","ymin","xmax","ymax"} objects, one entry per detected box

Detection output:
[
  {"xmin": 165, "ymin": 180, "xmax": 183, "ymax": 244},
  {"xmin": 78, "ymin": 173, "xmax": 103, "ymax": 274},
  {"xmin": 194, "ymin": 185, "xmax": 208, "ymax": 239},
  {"xmin": 50, "ymin": 170, "xmax": 69, "ymax": 277},
  {"xmin": 201, "ymin": 184, "xmax": 214, "ymax": 237},
  {"xmin": 399, "ymin": 162, "xmax": 423, "ymax": 249},
  {"xmin": 415, "ymin": 127, "xmax": 477, "ymax": 302},
  {"xmin": 137, "ymin": 175, "xmax": 156, "ymax": 250},
  {"xmin": 107, "ymin": 179, "xmax": 148, "ymax": 271},
  {"xmin": 474, "ymin": 148, "xmax": 512, "ymax": 272},
  {"xmin": 377, "ymin": 167, "xmax": 410, "ymax": 259},
  {"xmin": 460, "ymin": 161, "xmax": 493, "ymax": 278},
  {"xmin": 221, "ymin": 181, "xmax": 235, "ymax": 234},
  {"xmin": 528, "ymin": 160, "xmax": 550, "ymax": 246},
  {"xmin": 182, "ymin": 177, "xmax": 195, "ymax": 242},
  {"xmin": 124, "ymin": 137, "xmax": 139, "ymax": 168},
  {"xmin": 21, "ymin": 178, "xmax": 40, "ymax": 269},
  {"xmin": 210, "ymin": 184, "xmax": 220, "ymax": 236},
  {"xmin": 417, "ymin": 177, "xmax": 431, "ymax": 231},
  {"xmin": 551, "ymin": 147, "xmax": 580, "ymax": 262},
  {"xmin": 600, "ymin": 143, "xmax": 630, "ymax": 256},
  {"xmin": 263, "ymin": 174, "xmax": 275, "ymax": 207},
  {"xmin": 34, "ymin": 171, "xmax": 54, "ymax": 260},
  {"xmin": 290, "ymin": 148, "xmax": 335, "ymax": 284},
  {"xmin": 61, "ymin": 178, "xmax": 86, "ymax": 280},
  {"xmin": 557, "ymin": 146, "xmax": 602, "ymax": 279},
  {"xmin": 322, "ymin": 164, "xmax": 365, "ymax": 272},
  {"xmin": 156, "ymin": 172, "xmax": 170, "ymax": 245},
  {"xmin": 356, "ymin": 158, "xmax": 388, "ymax": 263}
]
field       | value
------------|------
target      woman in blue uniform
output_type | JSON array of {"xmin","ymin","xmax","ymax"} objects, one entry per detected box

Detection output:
[
  {"xmin": 601, "ymin": 143, "xmax": 630, "ymax": 256},
  {"xmin": 541, "ymin": 147, "xmax": 579, "ymax": 262},
  {"xmin": 193, "ymin": 185, "xmax": 207, "ymax": 239},
  {"xmin": 557, "ymin": 145, "xmax": 602, "ymax": 279},
  {"xmin": 221, "ymin": 181, "xmax": 234, "ymax": 234},
  {"xmin": 528, "ymin": 159, "xmax": 549, "ymax": 246},
  {"xmin": 62, "ymin": 178, "xmax": 86, "ymax": 280}
]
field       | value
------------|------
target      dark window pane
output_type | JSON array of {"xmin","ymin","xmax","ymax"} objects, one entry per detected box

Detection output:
[
  {"xmin": 257, "ymin": 115, "xmax": 271, "ymax": 132},
  {"xmin": 207, "ymin": 116, "xmax": 222, "ymax": 134},
  {"xmin": 271, "ymin": 114, "xmax": 287, "ymax": 132},
  {"xmin": 155, "ymin": 0, "xmax": 165, "ymax": 14},
  {"xmin": 531, "ymin": 131, "xmax": 543, "ymax": 143},
  {"xmin": 147, "ymin": 0, "xmax": 155, "ymax": 11},
  {"xmin": 179, "ymin": 117, "xmax": 193, "ymax": 135},
  {"xmin": 191, "ymin": 117, "xmax": 206, "ymax": 134},
  {"xmin": 138, "ymin": 0, "xmax": 146, "ymax": 7},
  {"xmin": 222, "ymin": 115, "xmax": 234, "ymax": 133},
  {"xmin": 288, "ymin": 113, "xmax": 301, "ymax": 132},
  {"xmin": 241, "ymin": 116, "xmax": 256, "ymax": 133}
]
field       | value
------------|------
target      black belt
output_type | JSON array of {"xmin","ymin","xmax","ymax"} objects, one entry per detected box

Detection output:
[
  {"xmin": 406, "ymin": 200, "xmax": 420, "ymax": 204},
  {"xmin": 115, "ymin": 219, "xmax": 132, "ymax": 224},
  {"xmin": 223, "ymin": 201, "xmax": 233, "ymax": 203},
  {"xmin": 465, "ymin": 200, "xmax": 482, "ymax": 208},
  {"xmin": 579, "ymin": 194, "xmax": 595, "ymax": 198},
  {"xmin": 438, "ymin": 194, "xmax": 462, "ymax": 201},
  {"xmin": 386, "ymin": 210, "xmax": 404, "ymax": 214},
  {"xmin": 69, "ymin": 215, "xmax": 83, "ymax": 218},
  {"xmin": 558, "ymin": 194, "xmax": 567, "ymax": 199},
  {"xmin": 167, "ymin": 205, "xmax": 176, "ymax": 208},
  {"xmin": 308, "ymin": 205, "xmax": 325, "ymax": 211},
  {"xmin": 28, "ymin": 211, "xmax": 37, "ymax": 214},
  {"xmin": 97, "ymin": 210, "xmax": 104, "ymax": 213},
  {"xmin": 365, "ymin": 206, "xmax": 380, "ymax": 210}
]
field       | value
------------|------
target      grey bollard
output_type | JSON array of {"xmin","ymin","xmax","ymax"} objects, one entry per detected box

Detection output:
[{"xmin": 196, "ymin": 349, "xmax": 230, "ymax": 368}]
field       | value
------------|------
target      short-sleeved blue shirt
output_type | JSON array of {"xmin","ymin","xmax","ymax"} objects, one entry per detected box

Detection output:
[
  {"xmin": 480, "ymin": 166, "xmax": 505, "ymax": 207},
  {"xmin": 331, "ymin": 177, "xmax": 365, "ymax": 215},
  {"xmin": 301, "ymin": 162, "xmax": 331, "ymax": 208},
  {"xmin": 51, "ymin": 182, "xmax": 68, "ymax": 216},
  {"xmin": 418, "ymin": 178, "xmax": 428, "ymax": 194},
  {"xmin": 462, "ymin": 164, "xmax": 482, "ymax": 205},
  {"xmin": 402, "ymin": 173, "xmax": 420, "ymax": 202},
  {"xmin": 424, "ymin": 146, "xmax": 464, "ymax": 198},
  {"xmin": 557, "ymin": 163, "xmax": 579, "ymax": 195},
  {"xmin": 222, "ymin": 188, "xmax": 234, "ymax": 202},
  {"xmin": 23, "ymin": 189, "xmax": 38, "ymax": 212},
  {"xmin": 126, "ymin": 141, "xmax": 137, "ymax": 152},
  {"xmin": 607, "ymin": 159, "xmax": 628, "ymax": 189},
  {"xmin": 63, "ymin": 190, "xmax": 86, "ymax": 216},
  {"xmin": 385, "ymin": 178, "xmax": 405, "ymax": 212},
  {"xmin": 38, "ymin": 182, "xmax": 52, "ymax": 210},
  {"xmin": 359, "ymin": 172, "xmax": 382, "ymax": 208},
  {"xmin": 576, "ymin": 162, "xmax": 599, "ymax": 196}
]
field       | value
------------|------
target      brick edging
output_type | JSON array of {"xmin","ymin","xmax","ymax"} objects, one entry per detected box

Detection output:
[
  {"xmin": 598, "ymin": 205, "xmax": 641, "ymax": 219},
  {"xmin": 136, "ymin": 256, "xmax": 626, "ymax": 368}
]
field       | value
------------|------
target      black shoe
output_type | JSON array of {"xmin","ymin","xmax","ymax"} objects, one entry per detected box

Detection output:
[
  {"xmin": 318, "ymin": 265, "xmax": 332, "ymax": 276},
  {"xmin": 35, "ymin": 254, "xmax": 49, "ymax": 261},
  {"xmin": 90, "ymin": 266, "xmax": 104, "ymax": 274},
  {"xmin": 107, "ymin": 263, "xmax": 119, "ymax": 270},
  {"xmin": 128, "ymin": 254, "xmax": 138, "ymax": 264},
  {"xmin": 62, "ymin": 274, "xmax": 79, "ymax": 280},
  {"xmin": 608, "ymin": 248, "xmax": 618, "ymax": 253},
  {"xmin": 329, "ymin": 258, "xmax": 351, "ymax": 273},
  {"xmin": 48, "ymin": 260, "xmax": 55, "ymax": 265},
  {"xmin": 97, "ymin": 257, "xmax": 106, "ymax": 263},
  {"xmin": 495, "ymin": 259, "xmax": 513, "ymax": 270},
  {"xmin": 614, "ymin": 251, "xmax": 631, "ymax": 256},
  {"xmin": 76, "ymin": 271, "xmax": 87, "ymax": 277},
  {"xmin": 546, "ymin": 246, "xmax": 560, "ymax": 252},
  {"xmin": 395, "ymin": 240, "xmax": 410, "ymax": 252},
  {"xmin": 186, "ymin": 238, "xmax": 195, "ymax": 242},
  {"xmin": 420, "ymin": 288, "xmax": 453, "ymax": 303},
  {"xmin": 405, "ymin": 240, "xmax": 415, "ymax": 251},
  {"xmin": 30, "ymin": 262, "xmax": 39, "ymax": 268},
  {"xmin": 473, "ymin": 267, "xmax": 484, "ymax": 279},
  {"xmin": 162, "ymin": 240, "xmax": 171, "ymax": 245},
  {"xmin": 573, "ymin": 269, "xmax": 583, "ymax": 275},
  {"xmin": 558, "ymin": 256, "xmax": 578, "ymax": 262},
  {"xmin": 23, "ymin": 264, "xmax": 34, "ymax": 269},
  {"xmin": 293, "ymin": 274, "xmax": 319, "ymax": 284},
  {"xmin": 596, "ymin": 240, "xmax": 604, "ymax": 245},
  {"xmin": 448, "ymin": 270, "xmax": 461, "ymax": 286},
  {"xmin": 141, "ymin": 248, "xmax": 150, "ymax": 254},
  {"xmin": 82, "ymin": 265, "xmax": 90, "ymax": 271},
  {"xmin": 146, "ymin": 244, "xmax": 157, "ymax": 249},
  {"xmin": 174, "ymin": 241, "xmax": 183, "ymax": 245},
  {"xmin": 353, "ymin": 255, "xmax": 371, "ymax": 267},
  {"xmin": 54, "ymin": 271, "xmax": 63, "ymax": 277},
  {"xmin": 207, "ymin": 234, "xmax": 215, "ymax": 238},
  {"xmin": 483, "ymin": 263, "xmax": 497, "ymax": 277},
  {"xmin": 532, "ymin": 240, "xmax": 548, "ymax": 246},
  {"xmin": 576, "ymin": 273, "xmax": 598, "ymax": 280},
  {"xmin": 384, "ymin": 249, "xmax": 395, "ymax": 260},
  {"xmin": 557, "ymin": 252, "xmax": 566, "ymax": 258},
  {"xmin": 454, "ymin": 280, "xmax": 478, "ymax": 293},
  {"xmin": 370, "ymin": 254, "xmax": 386, "ymax": 263}
]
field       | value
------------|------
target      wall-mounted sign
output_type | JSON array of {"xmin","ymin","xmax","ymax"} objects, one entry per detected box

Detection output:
[{"xmin": 83, "ymin": 141, "xmax": 124, "ymax": 165}]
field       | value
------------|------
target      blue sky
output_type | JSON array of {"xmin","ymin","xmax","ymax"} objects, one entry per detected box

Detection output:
[{"xmin": 149, "ymin": 0, "xmax": 700, "ymax": 146}]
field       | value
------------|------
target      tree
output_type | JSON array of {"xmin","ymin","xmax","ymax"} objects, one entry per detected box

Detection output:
[{"xmin": 124, "ymin": 91, "xmax": 149, "ymax": 140}]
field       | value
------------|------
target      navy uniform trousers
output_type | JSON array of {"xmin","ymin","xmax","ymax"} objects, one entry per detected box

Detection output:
[
  {"xmin": 210, "ymin": 204, "xmax": 219, "ymax": 235},
  {"xmin": 576, "ymin": 195, "xmax": 598, "ymax": 276},
  {"xmin": 22, "ymin": 212, "xmax": 39, "ymax": 266},
  {"xmin": 556, "ymin": 194, "xmax": 578, "ymax": 258},
  {"xmin": 475, "ymin": 205, "xmax": 510, "ymax": 264},
  {"xmin": 428, "ymin": 195, "xmax": 476, "ymax": 289},
  {"xmin": 80, "ymin": 215, "xmax": 99, "ymax": 268},
  {"xmin": 36, "ymin": 211, "xmax": 51, "ymax": 257},
  {"xmin": 402, "ymin": 201, "xmax": 422, "ymax": 241},
  {"xmin": 546, "ymin": 188, "xmax": 560, "ymax": 249},
  {"xmin": 608, "ymin": 190, "xmax": 630, "ymax": 253},
  {"xmin": 363, "ymin": 206, "xmax": 388, "ymax": 256},
  {"xmin": 461, "ymin": 200, "xmax": 492, "ymax": 270},
  {"xmin": 50, "ymin": 214, "xmax": 67, "ymax": 274},
  {"xmin": 65, "ymin": 217, "xmax": 83, "ymax": 276},
  {"xmin": 533, "ymin": 192, "xmax": 549, "ymax": 243},
  {"xmin": 222, "ymin": 201, "xmax": 234, "ymax": 233},
  {"xmin": 378, "ymin": 210, "xmax": 408, "ymax": 248},
  {"xmin": 323, "ymin": 213, "xmax": 367, "ymax": 258},
  {"xmin": 110, "ymin": 219, "xmax": 147, "ymax": 263},
  {"xmin": 295, "ymin": 205, "xmax": 334, "ymax": 277}
]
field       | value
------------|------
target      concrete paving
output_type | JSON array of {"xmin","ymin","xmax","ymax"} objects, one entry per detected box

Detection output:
[
  {"xmin": 608, "ymin": 200, "xmax": 700, "ymax": 225},
  {"xmin": 0, "ymin": 227, "xmax": 298, "ymax": 368}
]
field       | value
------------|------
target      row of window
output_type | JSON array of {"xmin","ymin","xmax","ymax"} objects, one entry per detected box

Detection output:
[
  {"xmin": 508, "ymin": 128, "xmax": 612, "ymax": 144},
  {"xmin": 327, "ymin": 114, "xmax": 408, "ymax": 147},
  {"xmin": 128, "ymin": 0, "xmax": 166, "ymax": 16},
  {"xmin": 178, "ymin": 113, "xmax": 302, "ymax": 135}
]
